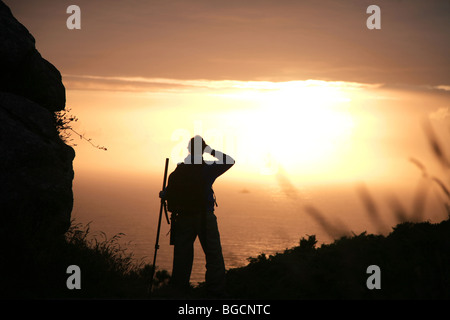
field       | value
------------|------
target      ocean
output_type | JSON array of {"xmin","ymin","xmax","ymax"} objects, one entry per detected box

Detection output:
[{"xmin": 71, "ymin": 169, "xmax": 448, "ymax": 284}]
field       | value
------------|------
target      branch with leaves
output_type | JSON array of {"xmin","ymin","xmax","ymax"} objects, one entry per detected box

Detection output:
[{"xmin": 54, "ymin": 108, "xmax": 108, "ymax": 151}]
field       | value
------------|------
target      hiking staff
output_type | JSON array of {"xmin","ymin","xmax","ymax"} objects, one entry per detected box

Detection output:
[
  {"xmin": 164, "ymin": 136, "xmax": 235, "ymax": 297},
  {"xmin": 149, "ymin": 157, "xmax": 170, "ymax": 293}
]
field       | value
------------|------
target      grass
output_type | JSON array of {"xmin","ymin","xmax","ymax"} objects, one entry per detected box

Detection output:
[
  {"xmin": 2, "ymin": 120, "xmax": 448, "ymax": 299},
  {"xmin": 157, "ymin": 118, "xmax": 450, "ymax": 300},
  {"xmin": 2, "ymin": 213, "xmax": 449, "ymax": 299},
  {"xmin": 223, "ymin": 218, "xmax": 450, "ymax": 299},
  {"xmin": 0, "ymin": 220, "xmax": 169, "ymax": 299}
]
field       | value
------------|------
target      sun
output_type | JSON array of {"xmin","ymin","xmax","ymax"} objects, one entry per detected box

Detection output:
[{"xmin": 221, "ymin": 81, "xmax": 356, "ymax": 178}]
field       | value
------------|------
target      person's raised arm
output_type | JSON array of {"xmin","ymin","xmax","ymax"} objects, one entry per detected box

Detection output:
[{"xmin": 204, "ymin": 145, "xmax": 235, "ymax": 177}]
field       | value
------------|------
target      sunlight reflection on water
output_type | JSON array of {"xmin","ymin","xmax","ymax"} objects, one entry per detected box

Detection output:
[{"xmin": 72, "ymin": 171, "xmax": 448, "ymax": 284}]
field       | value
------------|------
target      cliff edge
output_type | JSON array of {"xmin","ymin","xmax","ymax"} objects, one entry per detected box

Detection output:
[{"xmin": 0, "ymin": 1, "xmax": 74, "ymax": 241}]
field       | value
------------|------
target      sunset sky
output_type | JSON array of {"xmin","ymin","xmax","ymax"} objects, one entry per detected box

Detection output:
[{"xmin": 5, "ymin": 0, "xmax": 450, "ymax": 186}]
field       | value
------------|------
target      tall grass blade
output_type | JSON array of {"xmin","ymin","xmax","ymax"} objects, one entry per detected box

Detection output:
[
  {"xmin": 409, "ymin": 157, "xmax": 428, "ymax": 177},
  {"xmin": 275, "ymin": 166, "xmax": 350, "ymax": 240},
  {"xmin": 431, "ymin": 177, "xmax": 450, "ymax": 199},
  {"xmin": 411, "ymin": 178, "xmax": 430, "ymax": 222},
  {"xmin": 423, "ymin": 120, "xmax": 450, "ymax": 168},
  {"xmin": 386, "ymin": 195, "xmax": 409, "ymax": 223},
  {"xmin": 356, "ymin": 183, "xmax": 389, "ymax": 234},
  {"xmin": 303, "ymin": 205, "xmax": 350, "ymax": 239}
]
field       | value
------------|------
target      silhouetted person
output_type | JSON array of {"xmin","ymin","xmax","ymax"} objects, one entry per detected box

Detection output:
[{"xmin": 160, "ymin": 135, "xmax": 234, "ymax": 297}]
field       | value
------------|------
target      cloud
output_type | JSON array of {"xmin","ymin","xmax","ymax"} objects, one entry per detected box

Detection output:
[
  {"xmin": 435, "ymin": 85, "xmax": 450, "ymax": 92},
  {"xmin": 62, "ymin": 74, "xmax": 378, "ymax": 94},
  {"xmin": 429, "ymin": 107, "xmax": 450, "ymax": 120},
  {"xmin": 7, "ymin": 0, "xmax": 449, "ymax": 86}
]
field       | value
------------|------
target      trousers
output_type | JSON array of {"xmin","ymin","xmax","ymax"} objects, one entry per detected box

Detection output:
[{"xmin": 170, "ymin": 210, "xmax": 226, "ymax": 295}]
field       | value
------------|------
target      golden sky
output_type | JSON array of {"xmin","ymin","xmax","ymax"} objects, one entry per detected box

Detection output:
[
  {"xmin": 5, "ymin": 0, "xmax": 450, "ymax": 186},
  {"xmin": 6, "ymin": 0, "xmax": 450, "ymax": 85}
]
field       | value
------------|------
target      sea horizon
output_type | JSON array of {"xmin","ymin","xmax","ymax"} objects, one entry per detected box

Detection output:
[{"xmin": 72, "ymin": 167, "xmax": 448, "ymax": 284}]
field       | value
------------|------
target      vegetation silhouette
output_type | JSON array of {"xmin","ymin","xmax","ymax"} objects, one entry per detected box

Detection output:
[
  {"xmin": 224, "ymin": 218, "xmax": 450, "ymax": 299},
  {"xmin": 2, "ymin": 119, "xmax": 448, "ymax": 300},
  {"xmin": 151, "ymin": 118, "xmax": 449, "ymax": 299},
  {"xmin": 54, "ymin": 108, "xmax": 108, "ymax": 151},
  {"xmin": 0, "ymin": 220, "xmax": 169, "ymax": 299},
  {"xmin": 219, "ymin": 118, "xmax": 450, "ymax": 299}
]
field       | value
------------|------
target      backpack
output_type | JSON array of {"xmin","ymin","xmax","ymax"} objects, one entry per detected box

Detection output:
[{"xmin": 165, "ymin": 163, "xmax": 207, "ymax": 214}]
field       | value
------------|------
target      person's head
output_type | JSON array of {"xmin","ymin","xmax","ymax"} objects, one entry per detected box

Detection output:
[{"xmin": 188, "ymin": 135, "xmax": 207, "ymax": 157}]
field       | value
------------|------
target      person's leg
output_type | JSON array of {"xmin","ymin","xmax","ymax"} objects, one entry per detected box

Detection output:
[
  {"xmin": 171, "ymin": 214, "xmax": 197, "ymax": 291},
  {"xmin": 198, "ymin": 211, "xmax": 226, "ymax": 296}
]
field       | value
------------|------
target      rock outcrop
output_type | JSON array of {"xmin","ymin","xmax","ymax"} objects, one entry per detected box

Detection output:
[
  {"xmin": 0, "ymin": 1, "xmax": 74, "ymax": 239},
  {"xmin": 0, "ymin": 1, "xmax": 66, "ymax": 112}
]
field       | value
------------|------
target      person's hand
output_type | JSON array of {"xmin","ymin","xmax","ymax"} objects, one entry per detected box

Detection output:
[{"xmin": 159, "ymin": 190, "xmax": 166, "ymax": 199}]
